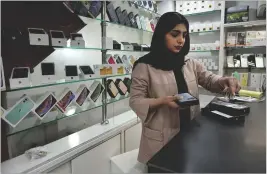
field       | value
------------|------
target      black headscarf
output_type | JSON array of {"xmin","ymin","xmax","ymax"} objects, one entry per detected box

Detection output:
[{"xmin": 133, "ymin": 12, "xmax": 190, "ymax": 71}]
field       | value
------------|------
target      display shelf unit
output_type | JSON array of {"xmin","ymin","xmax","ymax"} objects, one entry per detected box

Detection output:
[
  {"xmin": 224, "ymin": 20, "xmax": 266, "ymax": 28},
  {"xmin": 107, "ymin": 49, "xmax": 149, "ymax": 53},
  {"xmin": 190, "ymin": 30, "xmax": 220, "ymax": 34},
  {"xmin": 225, "ymin": 45, "xmax": 266, "ymax": 50},
  {"xmin": 1, "ymin": 1, "xmax": 155, "ymax": 145},
  {"xmin": 3, "ymin": 73, "xmax": 132, "ymax": 92},
  {"xmin": 183, "ymin": 10, "xmax": 221, "ymax": 17}
]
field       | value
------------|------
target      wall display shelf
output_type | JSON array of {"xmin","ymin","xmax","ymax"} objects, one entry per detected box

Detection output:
[
  {"xmin": 54, "ymin": 47, "xmax": 104, "ymax": 50},
  {"xmin": 183, "ymin": 10, "xmax": 221, "ymax": 17},
  {"xmin": 3, "ymin": 73, "xmax": 132, "ymax": 92},
  {"xmin": 190, "ymin": 30, "xmax": 220, "ymax": 34},
  {"xmin": 224, "ymin": 67, "xmax": 266, "ymax": 70},
  {"xmin": 128, "ymin": 1, "xmax": 161, "ymax": 16},
  {"xmin": 5, "ymin": 95, "xmax": 130, "ymax": 136},
  {"xmin": 225, "ymin": 45, "xmax": 266, "ymax": 50},
  {"xmin": 224, "ymin": 20, "xmax": 266, "ymax": 28},
  {"xmin": 107, "ymin": 49, "xmax": 149, "ymax": 53}
]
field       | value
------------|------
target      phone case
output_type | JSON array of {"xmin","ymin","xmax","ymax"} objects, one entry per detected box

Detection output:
[
  {"xmin": 134, "ymin": 14, "xmax": 142, "ymax": 29},
  {"xmin": 90, "ymin": 81, "xmax": 105, "ymax": 102},
  {"xmin": 88, "ymin": 1, "xmax": 102, "ymax": 18},
  {"xmin": 139, "ymin": 16, "xmax": 146, "ymax": 30},
  {"xmin": 175, "ymin": 93, "xmax": 199, "ymax": 107},
  {"xmin": 3, "ymin": 96, "xmax": 35, "ymax": 127},
  {"xmin": 107, "ymin": 2, "xmax": 119, "ymax": 23},
  {"xmin": 128, "ymin": 55, "xmax": 136, "ymax": 66},
  {"xmin": 107, "ymin": 79, "xmax": 119, "ymax": 98},
  {"xmin": 115, "ymin": 7, "xmax": 125, "ymax": 25},
  {"xmin": 123, "ymin": 78, "xmax": 131, "ymax": 93},
  {"xmin": 115, "ymin": 79, "xmax": 128, "ymax": 95},
  {"xmin": 122, "ymin": 55, "xmax": 132, "ymax": 66},
  {"xmin": 122, "ymin": 10, "xmax": 131, "ymax": 27},
  {"xmin": 76, "ymin": 85, "xmax": 90, "ymax": 106},
  {"xmin": 128, "ymin": 12, "xmax": 138, "ymax": 28},
  {"xmin": 114, "ymin": 54, "xmax": 123, "ymax": 64},
  {"xmin": 107, "ymin": 55, "xmax": 116, "ymax": 64},
  {"xmin": 56, "ymin": 88, "xmax": 76, "ymax": 113},
  {"xmin": 34, "ymin": 93, "xmax": 57, "ymax": 119}
]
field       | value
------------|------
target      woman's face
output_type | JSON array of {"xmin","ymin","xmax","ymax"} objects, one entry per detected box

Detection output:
[{"xmin": 165, "ymin": 24, "xmax": 187, "ymax": 53}]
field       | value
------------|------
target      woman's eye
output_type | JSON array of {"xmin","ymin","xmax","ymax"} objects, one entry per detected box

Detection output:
[{"xmin": 171, "ymin": 33, "xmax": 178, "ymax": 37}]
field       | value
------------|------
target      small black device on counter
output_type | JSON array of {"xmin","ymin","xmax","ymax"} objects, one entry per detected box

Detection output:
[
  {"xmin": 226, "ymin": 6, "xmax": 249, "ymax": 23},
  {"xmin": 209, "ymin": 101, "xmax": 250, "ymax": 116},
  {"xmin": 131, "ymin": 43, "xmax": 142, "ymax": 51},
  {"xmin": 175, "ymin": 93, "xmax": 199, "ymax": 107},
  {"xmin": 113, "ymin": 40, "xmax": 121, "ymax": 50}
]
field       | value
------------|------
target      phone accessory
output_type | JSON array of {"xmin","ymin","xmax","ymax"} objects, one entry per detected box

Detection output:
[
  {"xmin": 107, "ymin": 79, "xmax": 119, "ymax": 98},
  {"xmin": 115, "ymin": 79, "xmax": 128, "ymax": 95},
  {"xmin": 34, "ymin": 93, "xmax": 57, "ymax": 120}
]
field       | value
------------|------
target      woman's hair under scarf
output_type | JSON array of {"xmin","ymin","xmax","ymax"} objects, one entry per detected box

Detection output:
[{"xmin": 133, "ymin": 12, "xmax": 190, "ymax": 71}]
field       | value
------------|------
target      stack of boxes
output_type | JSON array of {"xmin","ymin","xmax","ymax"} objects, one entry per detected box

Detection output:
[
  {"xmin": 176, "ymin": 1, "xmax": 222, "ymax": 15},
  {"xmin": 226, "ymin": 30, "xmax": 266, "ymax": 47},
  {"xmin": 194, "ymin": 57, "xmax": 219, "ymax": 71}
]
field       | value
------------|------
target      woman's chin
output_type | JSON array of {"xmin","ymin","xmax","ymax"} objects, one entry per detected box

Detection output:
[{"xmin": 172, "ymin": 49, "xmax": 181, "ymax": 53}]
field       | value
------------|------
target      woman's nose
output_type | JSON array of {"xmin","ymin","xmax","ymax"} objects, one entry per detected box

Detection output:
[{"xmin": 177, "ymin": 36, "xmax": 184, "ymax": 44}]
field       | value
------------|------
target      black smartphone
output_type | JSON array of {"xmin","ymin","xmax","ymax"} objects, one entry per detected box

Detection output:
[
  {"xmin": 175, "ymin": 93, "xmax": 199, "ymax": 107},
  {"xmin": 41, "ymin": 63, "xmax": 55, "ymax": 75},
  {"xmin": 12, "ymin": 68, "xmax": 28, "ymax": 78},
  {"xmin": 79, "ymin": 65, "xmax": 94, "ymax": 75},
  {"xmin": 65, "ymin": 65, "xmax": 78, "ymax": 76}
]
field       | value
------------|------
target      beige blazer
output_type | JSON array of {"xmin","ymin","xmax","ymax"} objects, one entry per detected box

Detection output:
[{"xmin": 129, "ymin": 57, "xmax": 223, "ymax": 163}]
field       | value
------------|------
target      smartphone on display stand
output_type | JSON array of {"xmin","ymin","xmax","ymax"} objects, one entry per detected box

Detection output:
[
  {"xmin": 41, "ymin": 62, "xmax": 57, "ymax": 83},
  {"xmin": 65, "ymin": 65, "xmax": 79, "ymax": 81},
  {"xmin": 9, "ymin": 67, "xmax": 31, "ymax": 89},
  {"xmin": 34, "ymin": 93, "xmax": 57, "ymax": 119},
  {"xmin": 2, "ymin": 96, "xmax": 35, "ymax": 127},
  {"xmin": 76, "ymin": 85, "xmax": 90, "ymax": 107},
  {"xmin": 56, "ymin": 88, "xmax": 76, "ymax": 113}
]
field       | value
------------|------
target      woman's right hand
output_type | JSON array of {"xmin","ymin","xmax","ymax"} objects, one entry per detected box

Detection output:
[{"xmin": 160, "ymin": 96, "xmax": 179, "ymax": 109}]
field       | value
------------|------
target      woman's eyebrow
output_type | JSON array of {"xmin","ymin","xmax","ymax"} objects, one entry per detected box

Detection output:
[{"xmin": 171, "ymin": 29, "xmax": 187, "ymax": 33}]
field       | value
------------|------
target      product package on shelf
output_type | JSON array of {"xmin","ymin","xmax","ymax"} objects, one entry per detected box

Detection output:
[
  {"xmin": 9, "ymin": 67, "xmax": 31, "ymax": 89},
  {"xmin": 106, "ymin": 54, "xmax": 116, "ymax": 64},
  {"xmin": 115, "ymin": 7, "xmax": 125, "ymax": 25},
  {"xmin": 236, "ymin": 32, "xmax": 246, "ymax": 46},
  {"xmin": 240, "ymin": 73, "xmax": 249, "ymax": 87},
  {"xmin": 75, "ymin": 85, "xmax": 91, "ymax": 107},
  {"xmin": 240, "ymin": 54, "xmax": 248, "ymax": 68},
  {"xmin": 234, "ymin": 55, "xmax": 241, "ymax": 67},
  {"xmin": 123, "ymin": 77, "xmax": 131, "ymax": 93},
  {"xmin": 107, "ymin": 2, "xmax": 119, "ymax": 23},
  {"xmin": 88, "ymin": 1, "xmax": 102, "ymax": 18},
  {"xmin": 2, "ymin": 95, "xmax": 36, "ymax": 128},
  {"xmin": 122, "ymin": 10, "xmax": 131, "ymax": 27},
  {"xmin": 121, "ymin": 42, "xmax": 133, "ymax": 51},
  {"xmin": 226, "ymin": 32, "xmax": 237, "ymax": 47},
  {"xmin": 41, "ymin": 62, "xmax": 57, "ymax": 84},
  {"xmin": 227, "ymin": 56, "xmax": 234, "ymax": 67},
  {"xmin": 247, "ymin": 55, "xmax": 256, "ymax": 67},
  {"xmin": 34, "ymin": 92, "xmax": 58, "ymax": 120},
  {"xmin": 106, "ymin": 79, "xmax": 119, "ymax": 98},
  {"xmin": 113, "ymin": 40, "xmax": 121, "ymax": 50},
  {"xmin": 255, "ymin": 54, "xmax": 265, "ymax": 68},
  {"xmin": 226, "ymin": 6, "xmax": 249, "ymax": 23},
  {"xmin": 56, "ymin": 88, "xmax": 76, "ymax": 113},
  {"xmin": 115, "ymin": 78, "xmax": 128, "ymax": 95},
  {"xmin": 250, "ymin": 73, "xmax": 262, "ymax": 89},
  {"xmin": 93, "ymin": 64, "xmax": 114, "ymax": 76},
  {"xmin": 89, "ymin": 81, "xmax": 105, "ymax": 103}
]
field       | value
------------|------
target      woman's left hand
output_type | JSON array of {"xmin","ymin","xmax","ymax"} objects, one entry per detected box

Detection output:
[{"xmin": 219, "ymin": 77, "xmax": 241, "ymax": 95}]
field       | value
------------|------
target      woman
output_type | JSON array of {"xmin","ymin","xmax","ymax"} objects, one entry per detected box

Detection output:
[{"xmin": 129, "ymin": 12, "xmax": 240, "ymax": 164}]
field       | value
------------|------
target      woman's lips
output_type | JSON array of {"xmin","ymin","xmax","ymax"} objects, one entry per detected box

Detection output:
[{"xmin": 174, "ymin": 46, "xmax": 182, "ymax": 50}]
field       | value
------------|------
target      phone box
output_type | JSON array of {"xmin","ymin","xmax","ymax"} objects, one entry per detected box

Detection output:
[
  {"xmin": 190, "ymin": 44, "xmax": 196, "ymax": 51},
  {"xmin": 75, "ymin": 85, "xmax": 91, "ymax": 107},
  {"xmin": 246, "ymin": 31, "xmax": 256, "ymax": 46},
  {"xmin": 2, "ymin": 96, "xmax": 35, "ymax": 128},
  {"xmin": 65, "ymin": 65, "xmax": 79, "ymax": 81},
  {"xmin": 1, "ymin": 57, "xmax": 6, "ymax": 91},
  {"xmin": 70, "ymin": 33, "xmax": 85, "ymax": 48},
  {"xmin": 226, "ymin": 32, "xmax": 237, "ymax": 47},
  {"xmin": 236, "ymin": 32, "xmax": 246, "ymax": 46},
  {"xmin": 206, "ymin": 23, "xmax": 213, "ymax": 31},
  {"xmin": 241, "ymin": 54, "xmax": 248, "ymax": 67},
  {"xmin": 141, "ymin": 44, "xmax": 150, "ymax": 51},
  {"xmin": 41, "ymin": 62, "xmax": 57, "ymax": 84},
  {"xmin": 255, "ymin": 55, "xmax": 264, "ymax": 68},
  {"xmin": 205, "ymin": 1, "xmax": 214, "ymax": 11},
  {"xmin": 50, "ymin": 30, "xmax": 67, "ymax": 47},
  {"xmin": 121, "ymin": 42, "xmax": 133, "ymax": 51},
  {"xmin": 115, "ymin": 79, "xmax": 128, "ymax": 95},
  {"xmin": 89, "ymin": 81, "xmax": 105, "ymax": 102},
  {"xmin": 28, "ymin": 28, "xmax": 49, "ymax": 46},
  {"xmin": 253, "ymin": 31, "xmax": 266, "ymax": 46},
  {"xmin": 79, "ymin": 65, "xmax": 95, "ymax": 79},
  {"xmin": 9, "ymin": 67, "xmax": 31, "ymax": 89},
  {"xmin": 56, "ymin": 88, "xmax": 76, "ymax": 113},
  {"xmin": 93, "ymin": 64, "xmax": 114, "ymax": 76},
  {"xmin": 213, "ymin": 22, "xmax": 220, "ymax": 30},
  {"xmin": 34, "ymin": 92, "xmax": 57, "ymax": 120},
  {"xmin": 106, "ymin": 79, "xmax": 119, "ymax": 98},
  {"xmin": 214, "ymin": 1, "xmax": 222, "ymax": 10}
]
